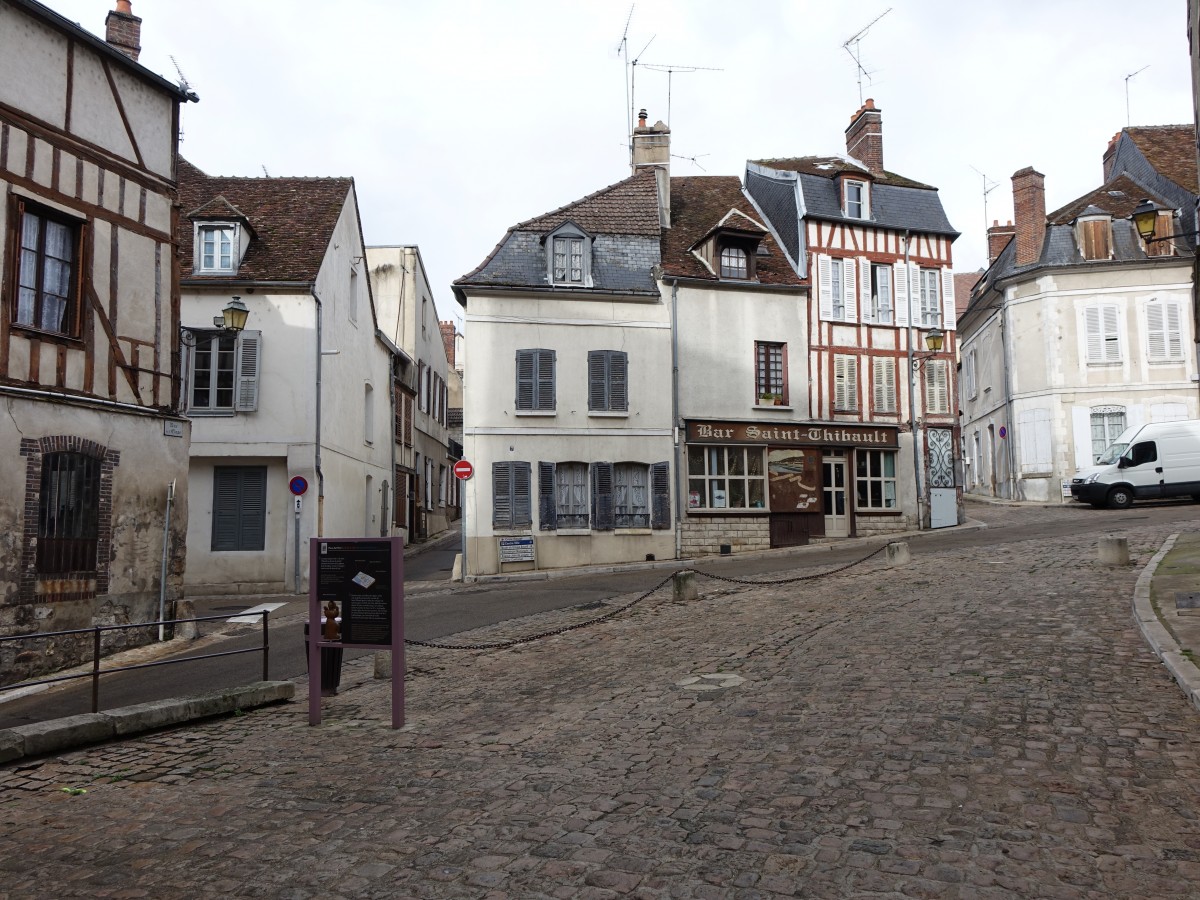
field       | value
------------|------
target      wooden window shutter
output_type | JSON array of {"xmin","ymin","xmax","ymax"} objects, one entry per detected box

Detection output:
[
  {"xmin": 234, "ymin": 331, "xmax": 261, "ymax": 411},
  {"xmin": 609, "ymin": 351, "xmax": 628, "ymax": 411},
  {"xmin": 591, "ymin": 462, "xmax": 614, "ymax": 531},
  {"xmin": 859, "ymin": 258, "xmax": 872, "ymax": 323},
  {"xmin": 492, "ymin": 461, "xmax": 512, "ymax": 528},
  {"xmin": 925, "ymin": 360, "xmax": 949, "ymax": 413},
  {"xmin": 817, "ymin": 254, "xmax": 833, "ymax": 321},
  {"xmin": 893, "ymin": 261, "xmax": 909, "ymax": 327},
  {"xmin": 835, "ymin": 355, "xmax": 858, "ymax": 411},
  {"xmin": 512, "ymin": 462, "xmax": 532, "ymax": 527},
  {"xmin": 536, "ymin": 349, "xmax": 555, "ymax": 411},
  {"xmin": 842, "ymin": 257, "xmax": 857, "ymax": 323},
  {"xmin": 872, "ymin": 358, "xmax": 895, "ymax": 413},
  {"xmin": 538, "ymin": 461, "xmax": 557, "ymax": 530},
  {"xmin": 1085, "ymin": 306, "xmax": 1103, "ymax": 362},
  {"xmin": 587, "ymin": 351, "xmax": 608, "ymax": 411},
  {"xmin": 211, "ymin": 468, "xmax": 240, "ymax": 551},
  {"xmin": 404, "ymin": 393, "xmax": 413, "ymax": 445},
  {"xmin": 515, "ymin": 350, "xmax": 535, "ymax": 409},
  {"xmin": 650, "ymin": 461, "xmax": 670, "ymax": 529},
  {"xmin": 240, "ymin": 466, "xmax": 267, "ymax": 550},
  {"xmin": 1147, "ymin": 300, "xmax": 1183, "ymax": 360},
  {"xmin": 1102, "ymin": 305, "xmax": 1121, "ymax": 362},
  {"xmin": 940, "ymin": 267, "xmax": 956, "ymax": 330}
]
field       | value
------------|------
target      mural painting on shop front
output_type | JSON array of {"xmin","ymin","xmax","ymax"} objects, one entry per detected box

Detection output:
[{"xmin": 768, "ymin": 449, "xmax": 821, "ymax": 511}]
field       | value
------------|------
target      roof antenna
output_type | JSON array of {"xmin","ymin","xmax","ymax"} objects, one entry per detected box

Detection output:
[
  {"xmin": 1124, "ymin": 64, "xmax": 1149, "ymax": 127},
  {"xmin": 616, "ymin": 5, "xmax": 635, "ymax": 161},
  {"xmin": 261, "ymin": 165, "xmax": 270, "ymax": 177},
  {"xmin": 640, "ymin": 61, "xmax": 723, "ymax": 125},
  {"xmin": 970, "ymin": 165, "xmax": 1001, "ymax": 258},
  {"xmin": 842, "ymin": 8, "xmax": 892, "ymax": 106}
]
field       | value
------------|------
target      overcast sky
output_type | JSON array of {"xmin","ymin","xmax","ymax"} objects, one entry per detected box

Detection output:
[{"xmin": 50, "ymin": 0, "xmax": 1195, "ymax": 329}]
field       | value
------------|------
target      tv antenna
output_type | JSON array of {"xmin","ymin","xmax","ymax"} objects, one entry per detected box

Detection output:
[
  {"xmin": 842, "ymin": 8, "xmax": 892, "ymax": 106},
  {"xmin": 168, "ymin": 55, "xmax": 199, "ymax": 139},
  {"xmin": 1124, "ymin": 64, "xmax": 1149, "ymax": 126},
  {"xmin": 970, "ymin": 165, "xmax": 1001, "ymax": 259},
  {"xmin": 616, "ymin": 7, "xmax": 657, "ymax": 164},
  {"xmin": 640, "ymin": 61, "xmax": 724, "ymax": 125}
]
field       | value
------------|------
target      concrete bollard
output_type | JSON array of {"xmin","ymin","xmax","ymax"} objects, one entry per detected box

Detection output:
[
  {"xmin": 1098, "ymin": 537, "xmax": 1130, "ymax": 566},
  {"xmin": 673, "ymin": 571, "xmax": 698, "ymax": 603},
  {"xmin": 374, "ymin": 651, "xmax": 391, "ymax": 679},
  {"xmin": 885, "ymin": 541, "xmax": 911, "ymax": 567},
  {"xmin": 175, "ymin": 599, "xmax": 199, "ymax": 640}
]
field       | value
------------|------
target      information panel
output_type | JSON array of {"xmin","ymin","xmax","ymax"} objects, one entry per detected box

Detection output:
[{"xmin": 316, "ymin": 539, "xmax": 393, "ymax": 645}]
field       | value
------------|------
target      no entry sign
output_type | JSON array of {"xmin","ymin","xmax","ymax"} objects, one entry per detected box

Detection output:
[{"xmin": 452, "ymin": 460, "xmax": 474, "ymax": 481}]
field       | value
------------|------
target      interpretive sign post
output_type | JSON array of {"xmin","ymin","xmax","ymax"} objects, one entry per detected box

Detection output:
[{"xmin": 307, "ymin": 536, "xmax": 404, "ymax": 728}]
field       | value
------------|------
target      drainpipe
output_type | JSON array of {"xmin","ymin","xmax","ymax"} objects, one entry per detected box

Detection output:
[
  {"xmin": 904, "ymin": 231, "xmax": 923, "ymax": 528},
  {"xmin": 312, "ymin": 289, "xmax": 325, "ymax": 535},
  {"xmin": 670, "ymin": 278, "xmax": 682, "ymax": 561}
]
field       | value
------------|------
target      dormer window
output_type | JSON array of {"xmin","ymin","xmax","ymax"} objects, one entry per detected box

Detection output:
[
  {"xmin": 1076, "ymin": 214, "xmax": 1112, "ymax": 261},
  {"xmin": 545, "ymin": 222, "xmax": 592, "ymax": 287},
  {"xmin": 196, "ymin": 222, "xmax": 239, "ymax": 274},
  {"xmin": 843, "ymin": 179, "xmax": 869, "ymax": 219},
  {"xmin": 720, "ymin": 245, "xmax": 748, "ymax": 279}
]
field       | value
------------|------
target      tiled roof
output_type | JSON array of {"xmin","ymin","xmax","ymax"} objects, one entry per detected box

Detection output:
[
  {"xmin": 953, "ymin": 271, "xmax": 982, "ymax": 319},
  {"xmin": 752, "ymin": 156, "xmax": 936, "ymax": 191},
  {"xmin": 661, "ymin": 176, "xmax": 803, "ymax": 285},
  {"xmin": 1126, "ymin": 125, "xmax": 1197, "ymax": 194},
  {"xmin": 513, "ymin": 168, "xmax": 662, "ymax": 237},
  {"xmin": 177, "ymin": 158, "xmax": 353, "ymax": 284},
  {"xmin": 1047, "ymin": 173, "xmax": 1161, "ymax": 224}
]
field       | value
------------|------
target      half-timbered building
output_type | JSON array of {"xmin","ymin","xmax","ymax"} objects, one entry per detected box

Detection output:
[{"xmin": 0, "ymin": 0, "xmax": 195, "ymax": 681}]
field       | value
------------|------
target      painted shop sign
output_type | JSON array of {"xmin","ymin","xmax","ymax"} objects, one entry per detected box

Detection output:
[{"xmin": 686, "ymin": 421, "xmax": 899, "ymax": 449}]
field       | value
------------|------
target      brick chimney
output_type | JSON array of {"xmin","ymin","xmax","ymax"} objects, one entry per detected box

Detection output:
[
  {"xmin": 439, "ymin": 321, "xmax": 456, "ymax": 368},
  {"xmin": 632, "ymin": 109, "xmax": 671, "ymax": 227},
  {"xmin": 845, "ymin": 98, "xmax": 884, "ymax": 174},
  {"xmin": 1102, "ymin": 131, "xmax": 1122, "ymax": 181},
  {"xmin": 105, "ymin": 0, "xmax": 142, "ymax": 62},
  {"xmin": 987, "ymin": 219, "xmax": 1016, "ymax": 264},
  {"xmin": 1011, "ymin": 167, "xmax": 1046, "ymax": 267}
]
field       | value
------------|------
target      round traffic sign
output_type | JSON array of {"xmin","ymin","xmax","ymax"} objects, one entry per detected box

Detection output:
[
  {"xmin": 289, "ymin": 476, "xmax": 309, "ymax": 496},
  {"xmin": 452, "ymin": 460, "xmax": 474, "ymax": 481}
]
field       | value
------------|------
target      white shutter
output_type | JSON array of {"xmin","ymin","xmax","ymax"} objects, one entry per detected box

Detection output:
[
  {"xmin": 893, "ymin": 261, "xmax": 909, "ymax": 327},
  {"xmin": 842, "ymin": 257, "xmax": 857, "ymax": 323},
  {"xmin": 941, "ymin": 267, "xmax": 956, "ymax": 330},
  {"xmin": 818, "ymin": 255, "xmax": 833, "ymax": 321},
  {"xmin": 1085, "ymin": 306, "xmax": 1102, "ymax": 363},
  {"xmin": 926, "ymin": 360, "xmax": 949, "ymax": 414},
  {"xmin": 835, "ymin": 355, "xmax": 858, "ymax": 411},
  {"xmin": 234, "ymin": 330, "xmax": 261, "ymax": 412},
  {"xmin": 1167, "ymin": 301, "xmax": 1183, "ymax": 359},
  {"xmin": 1147, "ymin": 301, "xmax": 1167, "ymax": 360},
  {"xmin": 1071, "ymin": 406, "xmax": 1093, "ymax": 469},
  {"xmin": 860, "ymin": 258, "xmax": 873, "ymax": 323},
  {"xmin": 909, "ymin": 264, "xmax": 921, "ymax": 326},
  {"xmin": 872, "ymin": 357, "xmax": 895, "ymax": 412},
  {"xmin": 1102, "ymin": 305, "xmax": 1121, "ymax": 362}
]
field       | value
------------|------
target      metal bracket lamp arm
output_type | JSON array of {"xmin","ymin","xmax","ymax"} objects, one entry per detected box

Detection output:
[
  {"xmin": 910, "ymin": 327, "xmax": 945, "ymax": 371},
  {"xmin": 1131, "ymin": 199, "xmax": 1200, "ymax": 245}
]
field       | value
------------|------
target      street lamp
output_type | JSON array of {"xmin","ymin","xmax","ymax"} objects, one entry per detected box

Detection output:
[
  {"xmin": 911, "ymin": 327, "xmax": 945, "ymax": 369},
  {"xmin": 213, "ymin": 296, "xmax": 250, "ymax": 332}
]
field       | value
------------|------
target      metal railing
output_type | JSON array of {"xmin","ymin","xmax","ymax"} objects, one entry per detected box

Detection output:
[{"xmin": 0, "ymin": 612, "xmax": 270, "ymax": 714}]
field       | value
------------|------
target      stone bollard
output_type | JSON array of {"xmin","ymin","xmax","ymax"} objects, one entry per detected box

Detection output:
[
  {"xmin": 885, "ymin": 541, "xmax": 911, "ymax": 567},
  {"xmin": 175, "ymin": 599, "xmax": 198, "ymax": 640},
  {"xmin": 673, "ymin": 571, "xmax": 698, "ymax": 603},
  {"xmin": 374, "ymin": 651, "xmax": 391, "ymax": 679},
  {"xmin": 1098, "ymin": 537, "xmax": 1130, "ymax": 566}
]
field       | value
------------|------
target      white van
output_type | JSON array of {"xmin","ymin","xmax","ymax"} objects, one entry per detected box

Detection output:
[{"xmin": 1070, "ymin": 420, "xmax": 1200, "ymax": 508}]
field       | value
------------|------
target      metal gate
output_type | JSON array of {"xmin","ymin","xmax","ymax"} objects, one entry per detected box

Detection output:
[{"xmin": 928, "ymin": 428, "xmax": 957, "ymax": 528}]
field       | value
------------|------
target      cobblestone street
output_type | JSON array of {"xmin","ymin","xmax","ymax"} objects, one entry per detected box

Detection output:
[{"xmin": 3, "ymin": 506, "xmax": 1200, "ymax": 898}]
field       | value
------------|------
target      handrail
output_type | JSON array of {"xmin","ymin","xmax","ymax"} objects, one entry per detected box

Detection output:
[{"xmin": 0, "ymin": 611, "xmax": 270, "ymax": 713}]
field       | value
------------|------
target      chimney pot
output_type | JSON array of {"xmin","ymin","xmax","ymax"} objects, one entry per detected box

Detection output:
[
  {"xmin": 845, "ymin": 100, "xmax": 884, "ymax": 174},
  {"xmin": 637, "ymin": 109, "xmax": 648, "ymax": 128},
  {"xmin": 106, "ymin": 1, "xmax": 142, "ymax": 62}
]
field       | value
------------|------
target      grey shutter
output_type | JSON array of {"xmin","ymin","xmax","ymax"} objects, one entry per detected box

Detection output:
[
  {"xmin": 535, "ymin": 349, "xmax": 556, "ymax": 411},
  {"xmin": 588, "ymin": 351, "xmax": 608, "ymax": 410},
  {"xmin": 650, "ymin": 461, "xmax": 670, "ymax": 529},
  {"xmin": 211, "ymin": 468, "xmax": 240, "ymax": 551},
  {"xmin": 610, "ymin": 351, "xmax": 628, "ymax": 411},
  {"xmin": 538, "ymin": 461, "xmax": 557, "ymax": 530},
  {"xmin": 240, "ymin": 466, "xmax": 267, "ymax": 550},
  {"xmin": 591, "ymin": 462, "xmax": 614, "ymax": 531},
  {"xmin": 212, "ymin": 466, "xmax": 265, "ymax": 551},
  {"xmin": 492, "ymin": 462, "xmax": 512, "ymax": 528},
  {"xmin": 515, "ymin": 350, "xmax": 534, "ymax": 410},
  {"xmin": 512, "ymin": 462, "xmax": 532, "ymax": 526},
  {"xmin": 234, "ymin": 331, "xmax": 261, "ymax": 412}
]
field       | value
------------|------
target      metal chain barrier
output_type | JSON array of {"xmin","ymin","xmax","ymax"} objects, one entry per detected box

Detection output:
[{"xmin": 404, "ymin": 542, "xmax": 894, "ymax": 652}]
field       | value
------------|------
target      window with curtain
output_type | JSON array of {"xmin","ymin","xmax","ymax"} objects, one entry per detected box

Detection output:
[{"xmin": 16, "ymin": 201, "xmax": 82, "ymax": 336}]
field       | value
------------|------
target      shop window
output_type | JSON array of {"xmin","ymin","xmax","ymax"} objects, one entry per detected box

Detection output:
[
  {"xmin": 855, "ymin": 450, "xmax": 897, "ymax": 510},
  {"xmin": 687, "ymin": 445, "xmax": 766, "ymax": 510}
]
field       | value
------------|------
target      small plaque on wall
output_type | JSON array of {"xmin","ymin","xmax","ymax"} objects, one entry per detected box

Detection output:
[{"xmin": 163, "ymin": 420, "xmax": 184, "ymax": 438}]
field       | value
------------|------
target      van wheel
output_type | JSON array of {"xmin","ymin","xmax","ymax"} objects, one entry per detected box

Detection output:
[
  {"xmin": 1193, "ymin": 494, "xmax": 1200, "ymax": 503},
  {"xmin": 1107, "ymin": 486, "xmax": 1133, "ymax": 509}
]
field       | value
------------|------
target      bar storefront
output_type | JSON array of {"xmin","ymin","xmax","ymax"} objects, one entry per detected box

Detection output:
[{"xmin": 682, "ymin": 419, "xmax": 904, "ymax": 555}]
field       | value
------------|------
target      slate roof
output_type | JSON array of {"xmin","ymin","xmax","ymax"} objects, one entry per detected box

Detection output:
[
  {"xmin": 1126, "ymin": 125, "xmax": 1197, "ymax": 194},
  {"xmin": 1047, "ymin": 173, "xmax": 1159, "ymax": 224},
  {"xmin": 661, "ymin": 176, "xmax": 803, "ymax": 286},
  {"xmin": 177, "ymin": 158, "xmax": 353, "ymax": 283},
  {"xmin": 454, "ymin": 169, "xmax": 662, "ymax": 298},
  {"xmin": 753, "ymin": 155, "xmax": 935, "ymax": 191}
]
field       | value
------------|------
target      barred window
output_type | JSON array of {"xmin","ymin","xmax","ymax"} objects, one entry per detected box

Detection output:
[{"xmin": 37, "ymin": 452, "xmax": 100, "ymax": 574}]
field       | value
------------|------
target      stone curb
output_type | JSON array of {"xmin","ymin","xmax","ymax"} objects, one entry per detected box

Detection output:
[
  {"xmin": 0, "ymin": 681, "xmax": 294, "ymax": 765},
  {"xmin": 1132, "ymin": 533, "xmax": 1200, "ymax": 713}
]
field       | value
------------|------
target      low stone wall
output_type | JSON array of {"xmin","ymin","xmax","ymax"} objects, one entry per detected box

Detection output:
[
  {"xmin": 855, "ymin": 516, "xmax": 912, "ymax": 538},
  {"xmin": 681, "ymin": 517, "xmax": 771, "ymax": 558}
]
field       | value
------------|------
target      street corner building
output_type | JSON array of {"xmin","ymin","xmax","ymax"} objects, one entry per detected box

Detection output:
[
  {"xmin": 959, "ymin": 125, "xmax": 1198, "ymax": 502},
  {"xmin": 0, "ymin": 0, "xmax": 196, "ymax": 682},
  {"xmin": 454, "ymin": 101, "xmax": 962, "ymax": 578}
]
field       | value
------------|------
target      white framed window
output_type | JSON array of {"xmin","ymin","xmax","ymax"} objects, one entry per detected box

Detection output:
[
  {"xmin": 834, "ymin": 354, "xmax": 858, "ymax": 412},
  {"xmin": 872, "ymin": 357, "xmax": 896, "ymax": 413},
  {"xmin": 925, "ymin": 359, "xmax": 950, "ymax": 414},
  {"xmin": 364, "ymin": 382, "xmax": 374, "ymax": 444},
  {"xmin": 1090, "ymin": 407, "xmax": 1126, "ymax": 462},
  {"xmin": 188, "ymin": 330, "xmax": 261, "ymax": 414},
  {"xmin": 756, "ymin": 341, "xmax": 786, "ymax": 404},
  {"xmin": 1085, "ymin": 304, "xmax": 1122, "ymax": 364},
  {"xmin": 553, "ymin": 236, "xmax": 583, "ymax": 283},
  {"xmin": 818, "ymin": 255, "xmax": 857, "ymax": 323},
  {"xmin": 964, "ymin": 348, "xmax": 977, "ymax": 400},
  {"xmin": 919, "ymin": 269, "xmax": 940, "ymax": 327},
  {"xmin": 613, "ymin": 463, "xmax": 650, "ymax": 529},
  {"xmin": 870, "ymin": 264, "xmax": 892, "ymax": 324},
  {"xmin": 547, "ymin": 462, "xmax": 588, "ymax": 528},
  {"xmin": 197, "ymin": 223, "xmax": 238, "ymax": 273},
  {"xmin": 349, "ymin": 267, "xmax": 359, "ymax": 324},
  {"xmin": 844, "ymin": 179, "xmax": 868, "ymax": 219},
  {"xmin": 855, "ymin": 450, "xmax": 897, "ymax": 510},
  {"xmin": 1146, "ymin": 299, "xmax": 1184, "ymax": 361},
  {"xmin": 686, "ymin": 446, "xmax": 766, "ymax": 510},
  {"xmin": 720, "ymin": 245, "xmax": 748, "ymax": 279}
]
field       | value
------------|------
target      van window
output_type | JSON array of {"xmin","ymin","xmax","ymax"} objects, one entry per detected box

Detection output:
[
  {"xmin": 1097, "ymin": 442, "xmax": 1129, "ymax": 465},
  {"xmin": 1127, "ymin": 441, "xmax": 1157, "ymax": 466}
]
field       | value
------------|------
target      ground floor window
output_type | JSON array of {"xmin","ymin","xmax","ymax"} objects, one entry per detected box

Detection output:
[
  {"xmin": 555, "ymin": 461, "xmax": 589, "ymax": 527},
  {"xmin": 687, "ymin": 445, "xmax": 766, "ymax": 510},
  {"xmin": 855, "ymin": 450, "xmax": 897, "ymax": 510},
  {"xmin": 1091, "ymin": 407, "xmax": 1126, "ymax": 462},
  {"xmin": 212, "ymin": 466, "xmax": 267, "ymax": 551},
  {"xmin": 614, "ymin": 463, "xmax": 650, "ymax": 528},
  {"xmin": 38, "ymin": 451, "xmax": 101, "ymax": 573}
]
